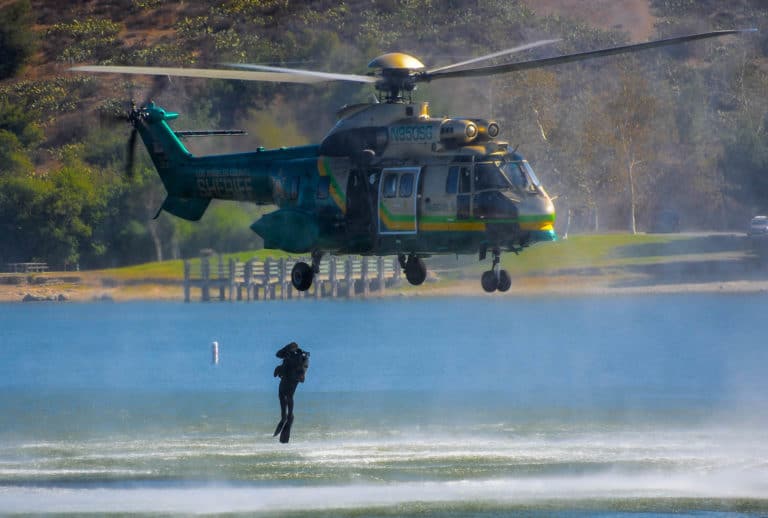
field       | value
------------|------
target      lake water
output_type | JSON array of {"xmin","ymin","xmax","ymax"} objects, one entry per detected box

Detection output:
[{"xmin": 1, "ymin": 295, "xmax": 767, "ymax": 516}]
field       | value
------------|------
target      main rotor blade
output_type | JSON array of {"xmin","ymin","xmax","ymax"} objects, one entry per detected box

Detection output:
[
  {"xmin": 426, "ymin": 39, "xmax": 560, "ymax": 74},
  {"xmin": 421, "ymin": 29, "xmax": 756, "ymax": 82},
  {"xmin": 70, "ymin": 65, "xmax": 330, "ymax": 84},
  {"xmin": 225, "ymin": 63, "xmax": 376, "ymax": 84}
]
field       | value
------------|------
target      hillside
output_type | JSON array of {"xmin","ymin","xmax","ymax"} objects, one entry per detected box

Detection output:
[{"xmin": 521, "ymin": 0, "xmax": 656, "ymax": 40}]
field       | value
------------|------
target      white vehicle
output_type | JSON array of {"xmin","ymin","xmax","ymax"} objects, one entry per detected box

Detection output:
[{"xmin": 747, "ymin": 215, "xmax": 768, "ymax": 236}]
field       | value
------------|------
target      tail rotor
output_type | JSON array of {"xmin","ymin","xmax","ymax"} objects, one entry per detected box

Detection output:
[{"xmin": 116, "ymin": 76, "xmax": 170, "ymax": 179}]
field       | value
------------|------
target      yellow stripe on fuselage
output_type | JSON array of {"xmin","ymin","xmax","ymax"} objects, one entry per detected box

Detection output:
[
  {"xmin": 317, "ymin": 158, "xmax": 345, "ymax": 214},
  {"xmin": 378, "ymin": 204, "xmax": 416, "ymax": 231},
  {"xmin": 519, "ymin": 221, "xmax": 554, "ymax": 232},
  {"xmin": 419, "ymin": 221, "xmax": 486, "ymax": 232}
]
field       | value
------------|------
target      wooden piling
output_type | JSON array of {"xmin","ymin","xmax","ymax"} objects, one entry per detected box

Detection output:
[
  {"xmin": 377, "ymin": 257, "xmax": 385, "ymax": 294},
  {"xmin": 218, "ymin": 255, "xmax": 226, "ymax": 301},
  {"xmin": 183, "ymin": 260, "xmax": 191, "ymax": 302},
  {"xmin": 329, "ymin": 256, "xmax": 338, "ymax": 297},
  {"xmin": 278, "ymin": 258, "xmax": 286, "ymax": 300},
  {"xmin": 229, "ymin": 258, "xmax": 237, "ymax": 301},
  {"xmin": 345, "ymin": 256, "xmax": 353, "ymax": 297},
  {"xmin": 244, "ymin": 260, "xmax": 253, "ymax": 301},
  {"xmin": 201, "ymin": 257, "xmax": 210, "ymax": 302},
  {"xmin": 184, "ymin": 253, "xmax": 401, "ymax": 302},
  {"xmin": 361, "ymin": 257, "xmax": 370, "ymax": 297}
]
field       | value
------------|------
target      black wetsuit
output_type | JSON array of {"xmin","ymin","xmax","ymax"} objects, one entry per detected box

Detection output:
[{"xmin": 273, "ymin": 343, "xmax": 309, "ymax": 443}]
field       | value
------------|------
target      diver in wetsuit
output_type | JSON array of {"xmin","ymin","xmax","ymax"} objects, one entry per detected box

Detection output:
[{"xmin": 273, "ymin": 342, "xmax": 310, "ymax": 443}]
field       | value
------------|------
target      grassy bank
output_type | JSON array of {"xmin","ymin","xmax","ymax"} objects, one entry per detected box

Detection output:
[{"xmin": 3, "ymin": 233, "xmax": 763, "ymax": 302}]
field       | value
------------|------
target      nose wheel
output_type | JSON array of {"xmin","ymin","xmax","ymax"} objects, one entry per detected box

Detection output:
[
  {"xmin": 291, "ymin": 250, "xmax": 323, "ymax": 291},
  {"xmin": 480, "ymin": 248, "xmax": 511, "ymax": 293},
  {"xmin": 400, "ymin": 254, "xmax": 427, "ymax": 286}
]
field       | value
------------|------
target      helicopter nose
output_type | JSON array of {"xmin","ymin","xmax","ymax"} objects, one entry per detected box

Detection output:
[{"xmin": 519, "ymin": 198, "xmax": 557, "ymax": 240}]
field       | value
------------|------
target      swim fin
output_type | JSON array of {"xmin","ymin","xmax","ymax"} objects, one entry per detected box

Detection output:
[
  {"xmin": 273, "ymin": 418, "xmax": 286, "ymax": 437},
  {"xmin": 279, "ymin": 415, "xmax": 294, "ymax": 443}
]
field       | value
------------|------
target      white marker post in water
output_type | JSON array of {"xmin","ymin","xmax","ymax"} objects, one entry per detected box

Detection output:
[{"xmin": 211, "ymin": 341, "xmax": 219, "ymax": 365}]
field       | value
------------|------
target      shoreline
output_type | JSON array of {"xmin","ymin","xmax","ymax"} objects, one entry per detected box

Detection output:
[
  {"xmin": 6, "ymin": 233, "xmax": 767, "ymax": 303},
  {"xmin": 3, "ymin": 273, "xmax": 768, "ymax": 303}
]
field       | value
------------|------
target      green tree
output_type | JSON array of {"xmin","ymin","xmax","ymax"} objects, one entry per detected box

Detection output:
[
  {"xmin": 95, "ymin": 164, "xmax": 172, "ymax": 265},
  {"xmin": 603, "ymin": 62, "xmax": 674, "ymax": 233},
  {"xmin": 0, "ymin": 0, "xmax": 36, "ymax": 79},
  {"xmin": 548, "ymin": 89, "xmax": 621, "ymax": 233},
  {"xmin": 0, "ymin": 130, "xmax": 33, "ymax": 174},
  {"xmin": 172, "ymin": 202, "xmax": 265, "ymax": 258},
  {"xmin": 722, "ymin": 110, "xmax": 768, "ymax": 214},
  {"xmin": 0, "ymin": 164, "xmax": 108, "ymax": 267},
  {"xmin": 0, "ymin": 98, "xmax": 43, "ymax": 148}
]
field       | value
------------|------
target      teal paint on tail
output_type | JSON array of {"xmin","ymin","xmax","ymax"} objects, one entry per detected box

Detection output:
[
  {"xmin": 133, "ymin": 103, "xmax": 213, "ymax": 221},
  {"xmin": 134, "ymin": 103, "xmax": 193, "ymax": 187},
  {"xmin": 159, "ymin": 196, "xmax": 211, "ymax": 221}
]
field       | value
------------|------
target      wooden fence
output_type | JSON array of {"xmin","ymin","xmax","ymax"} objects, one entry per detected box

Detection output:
[
  {"xmin": 5, "ymin": 262, "xmax": 49, "ymax": 273},
  {"xmin": 183, "ymin": 255, "xmax": 401, "ymax": 302}
]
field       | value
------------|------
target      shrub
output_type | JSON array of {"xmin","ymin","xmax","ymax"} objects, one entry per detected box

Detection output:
[
  {"xmin": 46, "ymin": 17, "xmax": 123, "ymax": 63},
  {"xmin": 0, "ymin": 0, "xmax": 36, "ymax": 79}
]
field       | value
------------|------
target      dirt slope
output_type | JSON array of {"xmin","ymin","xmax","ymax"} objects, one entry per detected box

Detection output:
[{"xmin": 521, "ymin": 0, "xmax": 656, "ymax": 41}]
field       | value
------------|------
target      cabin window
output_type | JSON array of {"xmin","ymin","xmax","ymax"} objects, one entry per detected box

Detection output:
[
  {"xmin": 446, "ymin": 167, "xmax": 458, "ymax": 194},
  {"xmin": 399, "ymin": 173, "xmax": 414, "ymax": 197},
  {"xmin": 383, "ymin": 173, "xmax": 398, "ymax": 198},
  {"xmin": 474, "ymin": 191, "xmax": 508, "ymax": 219},
  {"xmin": 475, "ymin": 162, "xmax": 510, "ymax": 190},
  {"xmin": 317, "ymin": 176, "xmax": 330, "ymax": 199},
  {"xmin": 459, "ymin": 167, "xmax": 472, "ymax": 194},
  {"xmin": 290, "ymin": 176, "xmax": 300, "ymax": 200}
]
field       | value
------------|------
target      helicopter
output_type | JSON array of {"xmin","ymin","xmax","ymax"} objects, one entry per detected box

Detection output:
[{"xmin": 72, "ymin": 29, "xmax": 752, "ymax": 293}]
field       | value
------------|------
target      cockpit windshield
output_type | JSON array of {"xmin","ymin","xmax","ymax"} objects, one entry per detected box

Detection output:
[
  {"xmin": 474, "ymin": 162, "xmax": 511, "ymax": 190},
  {"xmin": 471, "ymin": 159, "xmax": 541, "ymax": 194},
  {"xmin": 503, "ymin": 161, "xmax": 540, "ymax": 193},
  {"xmin": 521, "ymin": 161, "xmax": 541, "ymax": 187}
]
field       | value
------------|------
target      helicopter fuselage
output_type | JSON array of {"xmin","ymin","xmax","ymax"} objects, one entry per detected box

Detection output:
[{"xmin": 136, "ymin": 102, "xmax": 556, "ymax": 258}]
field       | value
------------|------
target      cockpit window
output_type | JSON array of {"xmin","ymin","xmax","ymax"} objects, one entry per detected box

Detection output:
[
  {"xmin": 474, "ymin": 162, "xmax": 511, "ymax": 190},
  {"xmin": 504, "ymin": 162, "xmax": 539, "ymax": 193},
  {"xmin": 505, "ymin": 163, "xmax": 527, "ymax": 190},
  {"xmin": 446, "ymin": 167, "xmax": 459, "ymax": 194},
  {"xmin": 522, "ymin": 161, "xmax": 541, "ymax": 187},
  {"xmin": 459, "ymin": 167, "xmax": 471, "ymax": 193}
]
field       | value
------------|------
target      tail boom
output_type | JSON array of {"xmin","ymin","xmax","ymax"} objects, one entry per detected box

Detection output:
[{"xmin": 133, "ymin": 103, "xmax": 319, "ymax": 220}]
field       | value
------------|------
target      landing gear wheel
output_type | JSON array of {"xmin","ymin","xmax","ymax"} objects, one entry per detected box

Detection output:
[
  {"xmin": 497, "ymin": 270, "xmax": 511, "ymax": 292},
  {"xmin": 405, "ymin": 256, "xmax": 427, "ymax": 286},
  {"xmin": 291, "ymin": 261, "xmax": 314, "ymax": 291},
  {"xmin": 481, "ymin": 270, "xmax": 498, "ymax": 293}
]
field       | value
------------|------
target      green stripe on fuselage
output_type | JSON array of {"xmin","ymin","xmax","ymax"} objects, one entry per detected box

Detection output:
[{"xmin": 318, "ymin": 157, "xmax": 346, "ymax": 212}]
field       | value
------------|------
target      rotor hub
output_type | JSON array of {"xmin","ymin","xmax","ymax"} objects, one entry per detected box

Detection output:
[{"xmin": 368, "ymin": 52, "xmax": 425, "ymax": 103}]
